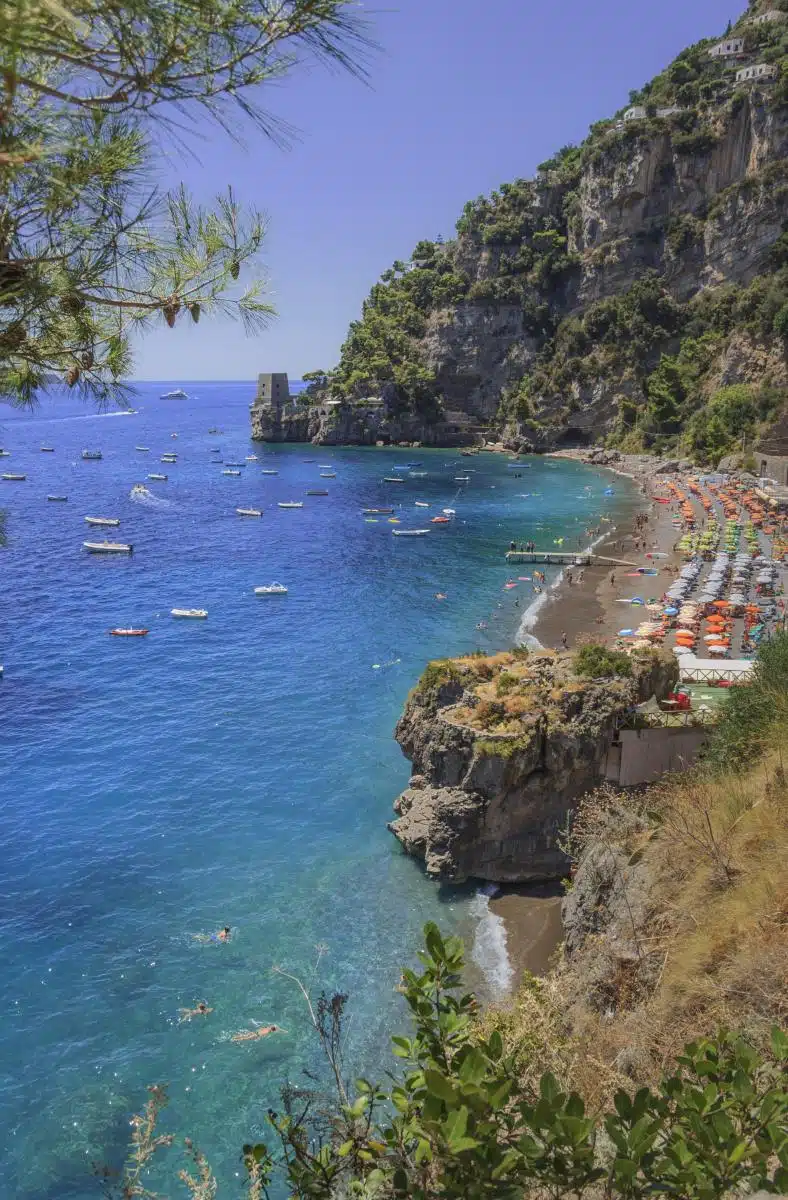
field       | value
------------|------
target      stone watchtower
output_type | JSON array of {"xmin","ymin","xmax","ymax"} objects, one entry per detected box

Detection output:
[{"xmin": 253, "ymin": 372, "xmax": 290, "ymax": 410}]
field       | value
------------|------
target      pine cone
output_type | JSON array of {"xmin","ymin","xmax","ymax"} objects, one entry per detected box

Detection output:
[
  {"xmin": 65, "ymin": 366, "xmax": 80, "ymax": 387},
  {"xmin": 189, "ymin": 303, "xmax": 200, "ymax": 324},
  {"xmin": 81, "ymin": 350, "xmax": 94, "ymax": 369},
  {"xmin": 230, "ymin": 259, "xmax": 240, "ymax": 280}
]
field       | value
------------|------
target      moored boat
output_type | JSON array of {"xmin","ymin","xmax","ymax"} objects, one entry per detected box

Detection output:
[
  {"xmin": 160, "ymin": 388, "xmax": 188, "ymax": 399},
  {"xmin": 2, "ymin": 473, "xmax": 26, "ymax": 480},
  {"xmin": 110, "ymin": 628, "xmax": 148, "ymax": 636},
  {"xmin": 362, "ymin": 507, "xmax": 393, "ymax": 514},
  {"xmin": 161, "ymin": 454, "xmax": 178, "ymax": 463},
  {"xmin": 171, "ymin": 608, "xmax": 208, "ymax": 618},
  {"xmin": 319, "ymin": 471, "xmax": 336, "ymax": 478},
  {"xmin": 148, "ymin": 473, "xmax": 168, "ymax": 481},
  {"xmin": 82, "ymin": 449, "xmax": 102, "ymax": 460},
  {"xmin": 454, "ymin": 475, "xmax": 471, "ymax": 482},
  {"xmin": 254, "ymin": 583, "xmax": 288, "ymax": 595},
  {"xmin": 306, "ymin": 489, "xmax": 329, "ymax": 496},
  {"xmin": 383, "ymin": 477, "xmax": 405, "ymax": 483},
  {"xmin": 260, "ymin": 469, "xmax": 278, "ymax": 475},
  {"xmin": 222, "ymin": 469, "xmax": 241, "ymax": 476},
  {"xmin": 278, "ymin": 501, "xmax": 303, "ymax": 508},
  {"xmin": 47, "ymin": 495, "xmax": 68, "ymax": 501},
  {"xmin": 392, "ymin": 528, "xmax": 430, "ymax": 537},
  {"xmin": 236, "ymin": 507, "xmax": 263, "ymax": 517},
  {"xmin": 415, "ymin": 501, "xmax": 429, "ymax": 507},
  {"xmin": 135, "ymin": 446, "xmax": 150, "ymax": 452},
  {"xmin": 0, "ymin": 449, "xmax": 10, "ymax": 456},
  {"xmin": 85, "ymin": 516, "xmax": 120, "ymax": 527},
  {"xmin": 83, "ymin": 540, "xmax": 133, "ymax": 553},
  {"xmin": 40, "ymin": 446, "xmax": 55, "ymax": 452},
  {"xmin": 431, "ymin": 515, "xmax": 451, "ymax": 524}
]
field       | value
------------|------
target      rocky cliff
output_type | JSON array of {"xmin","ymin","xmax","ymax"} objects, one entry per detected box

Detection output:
[
  {"xmin": 388, "ymin": 647, "xmax": 677, "ymax": 883},
  {"xmin": 261, "ymin": 3, "xmax": 788, "ymax": 461}
]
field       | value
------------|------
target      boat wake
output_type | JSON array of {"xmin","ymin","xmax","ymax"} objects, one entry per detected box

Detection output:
[
  {"xmin": 129, "ymin": 485, "xmax": 173, "ymax": 508},
  {"xmin": 469, "ymin": 890, "xmax": 513, "ymax": 999}
]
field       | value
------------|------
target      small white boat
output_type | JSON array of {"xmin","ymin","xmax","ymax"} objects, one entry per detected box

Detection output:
[
  {"xmin": 40, "ymin": 446, "xmax": 55, "ymax": 453},
  {"xmin": 161, "ymin": 454, "xmax": 177, "ymax": 462},
  {"xmin": 278, "ymin": 501, "xmax": 303, "ymax": 508},
  {"xmin": 320, "ymin": 471, "xmax": 336, "ymax": 478},
  {"xmin": 160, "ymin": 388, "xmax": 189, "ymax": 399},
  {"xmin": 392, "ymin": 528, "xmax": 430, "ymax": 537},
  {"xmin": 443, "ymin": 508, "xmax": 456, "ymax": 515},
  {"xmin": 409, "ymin": 471, "xmax": 427, "ymax": 477},
  {"xmin": 130, "ymin": 484, "xmax": 149, "ymax": 498},
  {"xmin": 47, "ymin": 495, "xmax": 68, "ymax": 502},
  {"xmin": 306, "ymin": 489, "xmax": 329, "ymax": 496},
  {"xmin": 383, "ymin": 477, "xmax": 405, "ymax": 483},
  {"xmin": 135, "ymin": 446, "xmax": 150, "ymax": 452},
  {"xmin": 83, "ymin": 540, "xmax": 133, "ymax": 553},
  {"xmin": 254, "ymin": 583, "xmax": 288, "ymax": 595},
  {"xmin": 260, "ymin": 469, "xmax": 279, "ymax": 475},
  {"xmin": 170, "ymin": 433, "xmax": 178, "ymax": 438},
  {"xmin": 82, "ymin": 449, "xmax": 102, "ymax": 460},
  {"xmin": 85, "ymin": 516, "xmax": 120, "ymax": 527},
  {"xmin": 454, "ymin": 476, "xmax": 471, "ymax": 482},
  {"xmin": 236, "ymin": 507, "xmax": 263, "ymax": 517},
  {"xmin": 245, "ymin": 455, "xmax": 258, "ymax": 461},
  {"xmin": 0, "ymin": 450, "xmax": 10, "ymax": 457},
  {"xmin": 2, "ymin": 473, "xmax": 25, "ymax": 481},
  {"xmin": 222, "ymin": 469, "xmax": 241, "ymax": 476},
  {"xmin": 225, "ymin": 462, "xmax": 245, "ymax": 467},
  {"xmin": 148, "ymin": 473, "xmax": 168, "ymax": 481},
  {"xmin": 318, "ymin": 464, "xmax": 333, "ymax": 469},
  {"xmin": 171, "ymin": 608, "xmax": 208, "ymax": 619},
  {"xmin": 415, "ymin": 501, "xmax": 430, "ymax": 507}
]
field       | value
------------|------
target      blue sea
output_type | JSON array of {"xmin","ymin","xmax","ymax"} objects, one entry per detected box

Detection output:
[{"xmin": 0, "ymin": 382, "xmax": 637, "ymax": 1198}]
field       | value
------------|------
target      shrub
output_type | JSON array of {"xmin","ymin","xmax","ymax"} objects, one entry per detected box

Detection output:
[
  {"xmin": 574, "ymin": 644, "xmax": 633, "ymax": 678},
  {"xmin": 474, "ymin": 699, "xmax": 506, "ymax": 728},
  {"xmin": 496, "ymin": 671, "xmax": 519, "ymax": 696}
]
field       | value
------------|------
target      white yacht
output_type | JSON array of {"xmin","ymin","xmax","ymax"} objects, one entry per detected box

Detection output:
[
  {"xmin": 236, "ymin": 507, "xmax": 263, "ymax": 517},
  {"xmin": 171, "ymin": 608, "xmax": 208, "ymax": 618},
  {"xmin": 277, "ymin": 501, "xmax": 303, "ymax": 509},
  {"xmin": 83, "ymin": 540, "xmax": 133, "ymax": 553},
  {"xmin": 84, "ymin": 516, "xmax": 120, "ymax": 527},
  {"xmin": 254, "ymin": 583, "xmax": 288, "ymax": 595}
]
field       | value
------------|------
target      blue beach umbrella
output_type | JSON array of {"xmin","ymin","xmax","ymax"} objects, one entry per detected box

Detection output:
[
  {"xmin": 664, "ymin": 606, "xmax": 678, "ymax": 616},
  {"xmin": 618, "ymin": 629, "xmax": 636, "ymax": 636}
]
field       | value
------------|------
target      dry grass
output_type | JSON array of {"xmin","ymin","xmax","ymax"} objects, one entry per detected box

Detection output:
[{"xmin": 492, "ymin": 732, "xmax": 788, "ymax": 1106}]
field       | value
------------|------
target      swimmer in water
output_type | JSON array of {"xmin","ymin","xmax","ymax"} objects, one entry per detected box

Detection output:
[
  {"xmin": 231, "ymin": 1024, "xmax": 284, "ymax": 1042},
  {"xmin": 192, "ymin": 926, "xmax": 232, "ymax": 944},
  {"xmin": 178, "ymin": 1001, "xmax": 213, "ymax": 1024},
  {"xmin": 434, "ymin": 592, "xmax": 447, "ymax": 600}
]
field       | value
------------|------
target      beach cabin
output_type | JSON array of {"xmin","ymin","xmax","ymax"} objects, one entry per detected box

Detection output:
[
  {"xmin": 707, "ymin": 36, "xmax": 746, "ymax": 59},
  {"xmin": 735, "ymin": 61, "xmax": 779, "ymax": 82}
]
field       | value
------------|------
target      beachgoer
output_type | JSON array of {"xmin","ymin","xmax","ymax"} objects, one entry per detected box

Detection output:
[
  {"xmin": 567, "ymin": 572, "xmax": 573, "ymax": 585},
  {"xmin": 192, "ymin": 926, "xmax": 232, "ymax": 944},
  {"xmin": 610, "ymin": 573, "xmax": 616, "ymax": 586},
  {"xmin": 231, "ymin": 1024, "xmax": 284, "ymax": 1043},
  {"xmin": 434, "ymin": 593, "xmax": 447, "ymax": 600},
  {"xmin": 178, "ymin": 1002, "xmax": 213, "ymax": 1024},
  {"xmin": 560, "ymin": 631, "xmax": 568, "ymax": 649}
]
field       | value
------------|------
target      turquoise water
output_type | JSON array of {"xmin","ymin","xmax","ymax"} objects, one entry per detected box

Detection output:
[{"xmin": 0, "ymin": 383, "xmax": 636, "ymax": 1197}]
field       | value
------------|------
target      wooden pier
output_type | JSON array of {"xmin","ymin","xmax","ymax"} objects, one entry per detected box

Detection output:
[{"xmin": 505, "ymin": 550, "xmax": 637, "ymax": 566}]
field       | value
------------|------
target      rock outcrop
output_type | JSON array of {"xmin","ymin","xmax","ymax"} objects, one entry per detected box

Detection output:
[
  {"xmin": 388, "ymin": 649, "xmax": 677, "ymax": 883},
  {"xmin": 250, "ymin": 394, "xmax": 475, "ymax": 447}
]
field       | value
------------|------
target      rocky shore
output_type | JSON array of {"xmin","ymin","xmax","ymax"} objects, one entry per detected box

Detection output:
[{"xmin": 388, "ymin": 647, "xmax": 677, "ymax": 884}]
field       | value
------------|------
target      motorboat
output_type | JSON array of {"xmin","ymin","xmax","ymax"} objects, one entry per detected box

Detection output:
[
  {"xmin": 454, "ymin": 475, "xmax": 471, "ymax": 482},
  {"xmin": 442, "ymin": 508, "xmax": 456, "ymax": 515},
  {"xmin": 392, "ymin": 528, "xmax": 429, "ymax": 537},
  {"xmin": 208, "ymin": 427, "xmax": 222, "ymax": 434},
  {"xmin": 431, "ymin": 516, "xmax": 451, "ymax": 524},
  {"xmin": 318, "ymin": 464, "xmax": 334, "ymax": 469},
  {"xmin": 135, "ymin": 446, "xmax": 150, "ymax": 452},
  {"xmin": 225, "ymin": 461, "xmax": 245, "ymax": 467},
  {"xmin": 236, "ymin": 507, "xmax": 263, "ymax": 517},
  {"xmin": 170, "ymin": 433, "xmax": 178, "ymax": 438},
  {"xmin": 320, "ymin": 471, "xmax": 337, "ymax": 478},
  {"xmin": 245, "ymin": 455, "xmax": 258, "ymax": 461},
  {"xmin": 278, "ymin": 501, "xmax": 303, "ymax": 508},
  {"xmin": 0, "ymin": 449, "xmax": 10, "ymax": 456},
  {"xmin": 362, "ymin": 507, "xmax": 393, "ymax": 514},
  {"xmin": 260, "ymin": 469, "xmax": 279, "ymax": 475},
  {"xmin": 85, "ymin": 516, "xmax": 120, "ymax": 527},
  {"xmin": 306, "ymin": 489, "xmax": 329, "ymax": 496},
  {"xmin": 409, "ymin": 472, "xmax": 427, "ymax": 477},
  {"xmin": 82, "ymin": 449, "xmax": 102, "ymax": 460},
  {"xmin": 130, "ymin": 484, "xmax": 149, "ymax": 498},
  {"xmin": 160, "ymin": 388, "xmax": 189, "ymax": 399},
  {"xmin": 148, "ymin": 473, "xmax": 168, "ymax": 481},
  {"xmin": 2, "ymin": 473, "xmax": 26, "ymax": 481},
  {"xmin": 254, "ymin": 583, "xmax": 288, "ymax": 595},
  {"xmin": 83, "ymin": 540, "xmax": 133, "ymax": 553},
  {"xmin": 383, "ymin": 477, "xmax": 405, "ymax": 483},
  {"xmin": 415, "ymin": 501, "xmax": 430, "ymax": 507},
  {"xmin": 222, "ymin": 469, "xmax": 241, "ymax": 476},
  {"xmin": 40, "ymin": 446, "xmax": 55, "ymax": 452},
  {"xmin": 171, "ymin": 608, "xmax": 208, "ymax": 618},
  {"xmin": 47, "ymin": 495, "xmax": 68, "ymax": 501},
  {"xmin": 161, "ymin": 453, "xmax": 178, "ymax": 462},
  {"xmin": 110, "ymin": 628, "xmax": 148, "ymax": 636}
]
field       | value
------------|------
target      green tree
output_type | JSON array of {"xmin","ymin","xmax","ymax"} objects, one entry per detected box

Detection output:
[{"xmin": 0, "ymin": 0, "xmax": 370, "ymax": 405}]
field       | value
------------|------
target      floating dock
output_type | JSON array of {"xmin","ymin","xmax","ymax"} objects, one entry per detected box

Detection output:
[{"xmin": 505, "ymin": 550, "xmax": 638, "ymax": 566}]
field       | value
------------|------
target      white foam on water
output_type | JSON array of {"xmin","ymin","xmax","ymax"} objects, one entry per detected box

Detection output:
[
  {"xmin": 515, "ymin": 524, "xmax": 617, "ymax": 649},
  {"xmin": 129, "ymin": 486, "xmax": 173, "ymax": 508},
  {"xmin": 469, "ymin": 891, "xmax": 514, "ymax": 999}
]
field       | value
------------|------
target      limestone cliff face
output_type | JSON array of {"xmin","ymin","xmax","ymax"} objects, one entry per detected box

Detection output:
[{"xmin": 388, "ymin": 650, "xmax": 677, "ymax": 883}]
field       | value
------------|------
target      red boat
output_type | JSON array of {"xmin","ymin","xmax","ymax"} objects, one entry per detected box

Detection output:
[
  {"xmin": 109, "ymin": 628, "xmax": 149, "ymax": 637},
  {"xmin": 431, "ymin": 516, "xmax": 451, "ymax": 524}
]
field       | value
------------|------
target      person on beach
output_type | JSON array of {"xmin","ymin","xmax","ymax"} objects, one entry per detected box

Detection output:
[
  {"xmin": 178, "ymin": 1002, "xmax": 213, "ymax": 1024},
  {"xmin": 192, "ymin": 926, "xmax": 232, "ymax": 944},
  {"xmin": 567, "ymin": 571, "xmax": 573, "ymax": 585},
  {"xmin": 560, "ymin": 631, "xmax": 568, "ymax": 649},
  {"xmin": 231, "ymin": 1024, "xmax": 284, "ymax": 1042},
  {"xmin": 610, "ymin": 573, "xmax": 616, "ymax": 586}
]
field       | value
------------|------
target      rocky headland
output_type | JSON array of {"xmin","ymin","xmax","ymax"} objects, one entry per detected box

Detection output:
[{"xmin": 388, "ymin": 646, "xmax": 677, "ymax": 883}]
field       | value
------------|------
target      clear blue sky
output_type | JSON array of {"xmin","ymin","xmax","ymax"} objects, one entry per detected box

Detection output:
[{"xmin": 133, "ymin": 0, "xmax": 729, "ymax": 382}]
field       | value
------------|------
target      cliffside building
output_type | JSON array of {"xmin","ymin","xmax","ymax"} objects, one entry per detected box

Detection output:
[
  {"xmin": 707, "ymin": 36, "xmax": 746, "ymax": 59},
  {"xmin": 624, "ymin": 105, "xmax": 647, "ymax": 121},
  {"xmin": 736, "ymin": 61, "xmax": 779, "ymax": 82},
  {"xmin": 749, "ymin": 9, "xmax": 785, "ymax": 24},
  {"xmin": 252, "ymin": 373, "xmax": 290, "ymax": 410},
  {"xmin": 756, "ymin": 415, "xmax": 788, "ymax": 485}
]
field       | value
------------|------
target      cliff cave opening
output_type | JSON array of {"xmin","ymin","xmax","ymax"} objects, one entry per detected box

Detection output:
[{"xmin": 555, "ymin": 428, "xmax": 592, "ymax": 448}]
